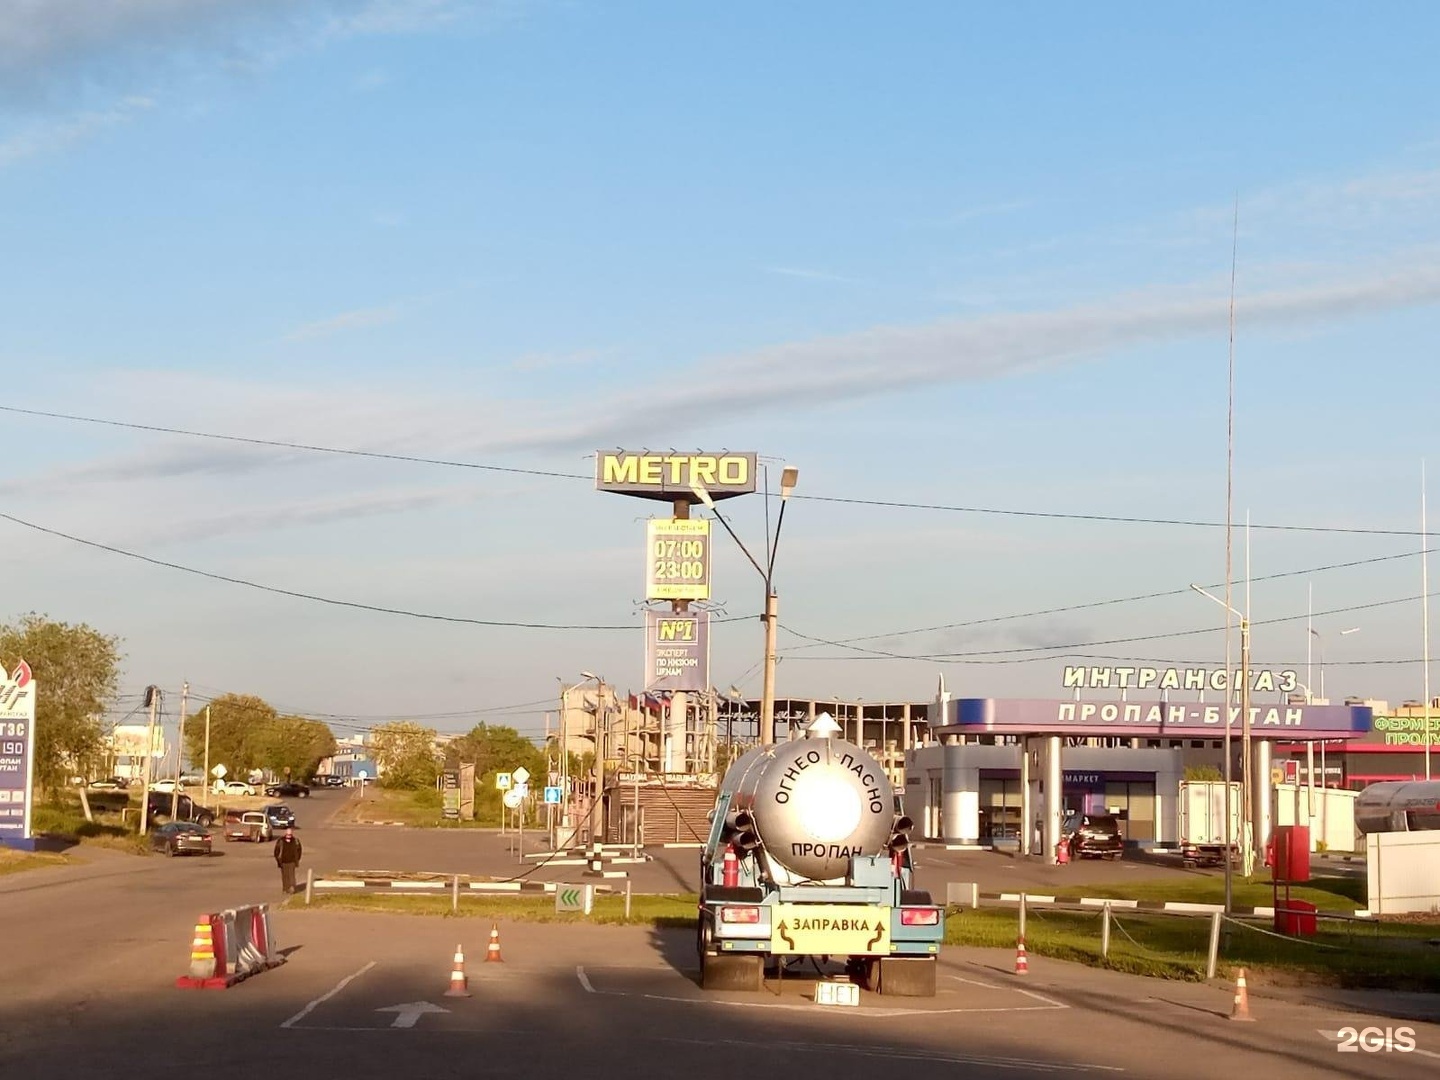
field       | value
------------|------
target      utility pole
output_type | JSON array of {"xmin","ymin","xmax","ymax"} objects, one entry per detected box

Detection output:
[
  {"xmin": 139, "ymin": 686, "xmax": 159, "ymax": 835},
  {"xmin": 591, "ymin": 683, "xmax": 605, "ymax": 844},
  {"xmin": 202, "ymin": 705, "xmax": 212, "ymax": 808},
  {"xmin": 171, "ymin": 681, "xmax": 188, "ymax": 820}
]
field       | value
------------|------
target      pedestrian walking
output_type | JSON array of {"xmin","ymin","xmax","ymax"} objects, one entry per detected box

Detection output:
[{"xmin": 274, "ymin": 827, "xmax": 303, "ymax": 894}]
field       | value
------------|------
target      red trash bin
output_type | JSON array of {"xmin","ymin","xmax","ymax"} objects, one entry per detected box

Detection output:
[{"xmin": 1275, "ymin": 899, "xmax": 1317, "ymax": 936}]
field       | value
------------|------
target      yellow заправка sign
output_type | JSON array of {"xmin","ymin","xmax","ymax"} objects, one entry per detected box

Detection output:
[
  {"xmin": 645, "ymin": 518, "xmax": 711, "ymax": 601},
  {"xmin": 770, "ymin": 905, "xmax": 891, "ymax": 956},
  {"xmin": 595, "ymin": 451, "xmax": 757, "ymax": 501}
]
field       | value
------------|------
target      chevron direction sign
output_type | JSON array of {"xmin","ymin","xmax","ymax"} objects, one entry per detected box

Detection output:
[{"xmin": 555, "ymin": 884, "xmax": 594, "ymax": 915}]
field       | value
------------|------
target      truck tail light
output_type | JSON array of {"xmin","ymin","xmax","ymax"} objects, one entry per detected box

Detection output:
[
  {"xmin": 720, "ymin": 905, "xmax": 761, "ymax": 924},
  {"xmin": 900, "ymin": 907, "xmax": 940, "ymax": 926}
]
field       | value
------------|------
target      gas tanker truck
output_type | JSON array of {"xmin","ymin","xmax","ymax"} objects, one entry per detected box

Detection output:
[
  {"xmin": 695, "ymin": 713, "xmax": 943, "ymax": 996},
  {"xmin": 1355, "ymin": 781, "xmax": 1440, "ymax": 834}
]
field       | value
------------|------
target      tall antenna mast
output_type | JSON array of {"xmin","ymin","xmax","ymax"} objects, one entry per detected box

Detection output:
[
  {"xmin": 1423, "ymin": 459, "xmax": 1432, "ymax": 781},
  {"xmin": 1222, "ymin": 196, "xmax": 1240, "ymax": 910}
]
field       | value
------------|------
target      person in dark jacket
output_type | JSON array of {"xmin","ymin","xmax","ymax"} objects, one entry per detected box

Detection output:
[{"xmin": 273, "ymin": 827, "xmax": 303, "ymax": 893}]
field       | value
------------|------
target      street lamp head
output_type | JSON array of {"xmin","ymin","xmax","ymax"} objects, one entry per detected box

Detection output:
[
  {"xmin": 689, "ymin": 483, "xmax": 716, "ymax": 509},
  {"xmin": 580, "ymin": 671, "xmax": 599, "ymax": 683},
  {"xmin": 779, "ymin": 465, "xmax": 799, "ymax": 499},
  {"xmin": 1341, "ymin": 627, "xmax": 1361, "ymax": 636}
]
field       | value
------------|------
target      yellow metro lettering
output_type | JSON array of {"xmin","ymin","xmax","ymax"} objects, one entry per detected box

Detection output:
[{"xmin": 602, "ymin": 456, "xmax": 639, "ymax": 485}]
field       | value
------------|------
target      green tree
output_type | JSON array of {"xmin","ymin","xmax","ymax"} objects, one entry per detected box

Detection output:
[
  {"xmin": 0, "ymin": 613, "xmax": 121, "ymax": 791},
  {"xmin": 371, "ymin": 721, "xmax": 440, "ymax": 789},
  {"xmin": 444, "ymin": 723, "xmax": 544, "ymax": 779},
  {"xmin": 1184, "ymin": 764, "xmax": 1224, "ymax": 782},
  {"xmin": 184, "ymin": 695, "xmax": 338, "ymax": 780}
]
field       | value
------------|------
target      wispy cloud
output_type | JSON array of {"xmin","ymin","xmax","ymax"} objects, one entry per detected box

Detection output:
[
  {"xmin": 509, "ymin": 349, "xmax": 606, "ymax": 373},
  {"xmin": 327, "ymin": 0, "xmax": 472, "ymax": 37},
  {"xmin": 917, "ymin": 199, "xmax": 1031, "ymax": 228},
  {"xmin": 0, "ymin": 95, "xmax": 153, "ymax": 168},
  {"xmin": 763, "ymin": 266, "xmax": 858, "ymax": 284},
  {"xmin": 16, "ymin": 250, "xmax": 1440, "ymax": 495},
  {"xmin": 141, "ymin": 485, "xmax": 511, "ymax": 546},
  {"xmin": 282, "ymin": 304, "xmax": 402, "ymax": 343}
]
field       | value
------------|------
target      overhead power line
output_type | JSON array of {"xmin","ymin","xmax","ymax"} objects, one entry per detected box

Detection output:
[
  {"xmin": 779, "ymin": 589, "xmax": 1435, "ymax": 663},
  {"xmin": 0, "ymin": 404, "xmax": 590, "ymax": 481},
  {"xmin": 0, "ymin": 510, "xmax": 752, "ymax": 631},
  {"xmin": 1, "ymin": 402, "xmax": 1425, "ymax": 537},
  {"xmin": 783, "ymin": 547, "xmax": 1435, "ymax": 656}
]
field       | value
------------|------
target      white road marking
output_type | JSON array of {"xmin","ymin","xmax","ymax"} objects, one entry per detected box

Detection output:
[
  {"xmin": 280, "ymin": 961, "xmax": 377, "ymax": 1029},
  {"xmin": 576, "ymin": 966, "xmax": 596, "ymax": 993},
  {"xmin": 949, "ymin": 974, "xmax": 1067, "ymax": 1009}
]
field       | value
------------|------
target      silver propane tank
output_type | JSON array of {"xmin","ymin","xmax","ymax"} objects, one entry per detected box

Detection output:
[{"xmin": 719, "ymin": 713, "xmax": 896, "ymax": 881}]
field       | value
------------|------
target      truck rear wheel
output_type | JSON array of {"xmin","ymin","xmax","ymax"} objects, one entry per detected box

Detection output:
[
  {"xmin": 862, "ymin": 956, "xmax": 937, "ymax": 997},
  {"xmin": 697, "ymin": 916, "xmax": 763, "ymax": 991}
]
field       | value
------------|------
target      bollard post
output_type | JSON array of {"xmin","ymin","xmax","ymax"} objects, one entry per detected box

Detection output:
[
  {"xmin": 625, "ymin": 877, "xmax": 632, "ymax": 920},
  {"xmin": 304, "ymin": 867, "xmax": 314, "ymax": 906},
  {"xmin": 1207, "ymin": 910, "xmax": 1222, "ymax": 979},
  {"xmin": 1101, "ymin": 901, "xmax": 1111, "ymax": 959},
  {"xmin": 1018, "ymin": 892, "xmax": 1027, "ymax": 941},
  {"xmin": 452, "ymin": 874, "xmax": 460, "ymax": 913}
]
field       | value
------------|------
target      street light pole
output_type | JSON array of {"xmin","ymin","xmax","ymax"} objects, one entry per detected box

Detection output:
[
  {"xmin": 693, "ymin": 465, "xmax": 799, "ymax": 748},
  {"xmin": 1190, "ymin": 584, "xmax": 1242, "ymax": 916},
  {"xmin": 581, "ymin": 672, "xmax": 606, "ymax": 846}
]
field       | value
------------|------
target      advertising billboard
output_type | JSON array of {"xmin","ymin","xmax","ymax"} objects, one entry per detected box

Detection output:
[
  {"xmin": 595, "ymin": 451, "xmax": 757, "ymax": 502},
  {"xmin": 0, "ymin": 661, "xmax": 37, "ymax": 843},
  {"xmin": 644, "ymin": 609, "xmax": 710, "ymax": 693},
  {"xmin": 645, "ymin": 518, "xmax": 711, "ymax": 601}
]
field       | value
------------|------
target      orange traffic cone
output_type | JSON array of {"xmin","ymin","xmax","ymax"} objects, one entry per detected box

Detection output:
[
  {"xmin": 444, "ymin": 944, "xmax": 471, "ymax": 997},
  {"xmin": 1228, "ymin": 967, "xmax": 1253, "ymax": 1021},
  {"xmin": 484, "ymin": 922, "xmax": 504, "ymax": 964},
  {"xmin": 1014, "ymin": 936, "xmax": 1028, "ymax": 976}
]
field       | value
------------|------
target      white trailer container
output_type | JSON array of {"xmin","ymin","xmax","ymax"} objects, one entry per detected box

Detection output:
[
  {"xmin": 1273, "ymin": 782, "xmax": 1359, "ymax": 852},
  {"xmin": 1176, "ymin": 780, "xmax": 1240, "ymax": 866},
  {"xmin": 1366, "ymin": 832, "xmax": 1440, "ymax": 915}
]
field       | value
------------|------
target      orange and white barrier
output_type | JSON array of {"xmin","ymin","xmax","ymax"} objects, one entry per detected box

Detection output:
[{"xmin": 176, "ymin": 904, "xmax": 284, "ymax": 990}]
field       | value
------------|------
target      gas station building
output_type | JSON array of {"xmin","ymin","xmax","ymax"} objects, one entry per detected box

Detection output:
[{"xmin": 902, "ymin": 670, "xmax": 1374, "ymax": 861}]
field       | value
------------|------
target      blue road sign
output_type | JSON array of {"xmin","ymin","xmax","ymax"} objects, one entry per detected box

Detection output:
[{"xmin": 543, "ymin": 786, "xmax": 562, "ymax": 805}]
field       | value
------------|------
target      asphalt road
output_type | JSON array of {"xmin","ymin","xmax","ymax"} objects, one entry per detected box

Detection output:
[{"xmin": 2, "ymin": 791, "xmax": 1427, "ymax": 1079}]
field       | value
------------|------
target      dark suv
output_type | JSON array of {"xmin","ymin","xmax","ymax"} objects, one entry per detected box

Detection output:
[
  {"xmin": 146, "ymin": 792, "xmax": 215, "ymax": 828},
  {"xmin": 1063, "ymin": 812, "xmax": 1124, "ymax": 860}
]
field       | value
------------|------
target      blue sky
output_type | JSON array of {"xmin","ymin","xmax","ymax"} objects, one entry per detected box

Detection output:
[{"xmin": 2, "ymin": 1, "xmax": 1438, "ymax": 740}]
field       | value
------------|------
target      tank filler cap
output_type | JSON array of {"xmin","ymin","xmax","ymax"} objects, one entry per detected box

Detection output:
[{"xmin": 806, "ymin": 712, "xmax": 842, "ymax": 739}]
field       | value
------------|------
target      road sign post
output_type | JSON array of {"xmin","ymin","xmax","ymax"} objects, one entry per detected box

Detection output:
[{"xmin": 556, "ymin": 884, "xmax": 594, "ymax": 915}]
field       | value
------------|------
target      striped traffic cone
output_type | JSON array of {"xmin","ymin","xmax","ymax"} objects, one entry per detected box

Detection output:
[
  {"xmin": 1014, "ymin": 936, "xmax": 1028, "ymax": 976},
  {"xmin": 444, "ymin": 944, "xmax": 471, "ymax": 998},
  {"xmin": 176, "ymin": 914, "xmax": 228, "ymax": 989},
  {"xmin": 484, "ymin": 922, "xmax": 504, "ymax": 963},
  {"xmin": 1228, "ymin": 967, "xmax": 1254, "ymax": 1021}
]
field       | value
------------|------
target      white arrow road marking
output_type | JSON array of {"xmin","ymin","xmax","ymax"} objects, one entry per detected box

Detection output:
[
  {"xmin": 576, "ymin": 966, "xmax": 596, "ymax": 993},
  {"xmin": 280, "ymin": 961, "xmax": 377, "ymax": 1029},
  {"xmin": 376, "ymin": 1002, "xmax": 450, "ymax": 1029}
]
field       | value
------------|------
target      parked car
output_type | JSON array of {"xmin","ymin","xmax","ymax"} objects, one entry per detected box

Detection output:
[
  {"xmin": 149, "ymin": 779, "xmax": 193, "ymax": 793},
  {"xmin": 319, "ymin": 775, "xmax": 347, "ymax": 788},
  {"xmin": 223, "ymin": 809, "xmax": 271, "ymax": 843},
  {"xmin": 150, "ymin": 821, "xmax": 213, "ymax": 857},
  {"xmin": 87, "ymin": 777, "xmax": 128, "ymax": 791},
  {"xmin": 262, "ymin": 804, "xmax": 297, "ymax": 830},
  {"xmin": 213, "ymin": 779, "xmax": 256, "ymax": 796},
  {"xmin": 264, "ymin": 781, "xmax": 311, "ymax": 799},
  {"xmin": 1062, "ymin": 811, "xmax": 1125, "ymax": 860},
  {"xmin": 146, "ymin": 793, "xmax": 216, "ymax": 828}
]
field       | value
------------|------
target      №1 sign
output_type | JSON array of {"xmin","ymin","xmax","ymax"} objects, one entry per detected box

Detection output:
[
  {"xmin": 644, "ymin": 609, "xmax": 710, "ymax": 694},
  {"xmin": 0, "ymin": 661, "xmax": 37, "ymax": 844}
]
